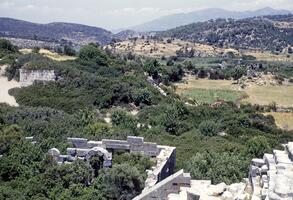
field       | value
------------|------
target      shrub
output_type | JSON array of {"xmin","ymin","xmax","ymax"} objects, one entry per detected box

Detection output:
[
  {"xmin": 198, "ymin": 120, "xmax": 219, "ymax": 136},
  {"xmin": 246, "ymin": 136, "xmax": 271, "ymax": 158}
]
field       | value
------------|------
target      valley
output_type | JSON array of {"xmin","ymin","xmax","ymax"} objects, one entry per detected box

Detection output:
[{"xmin": 0, "ymin": 7, "xmax": 293, "ymax": 200}]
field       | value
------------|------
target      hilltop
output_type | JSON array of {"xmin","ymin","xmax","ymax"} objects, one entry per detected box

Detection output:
[
  {"xmin": 0, "ymin": 18, "xmax": 115, "ymax": 45},
  {"xmin": 158, "ymin": 15, "xmax": 293, "ymax": 51}
]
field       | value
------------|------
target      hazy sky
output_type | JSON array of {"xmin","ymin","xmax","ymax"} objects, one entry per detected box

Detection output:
[{"xmin": 0, "ymin": 0, "xmax": 292, "ymax": 30}]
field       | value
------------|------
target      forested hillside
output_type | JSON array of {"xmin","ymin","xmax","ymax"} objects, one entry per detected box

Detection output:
[
  {"xmin": 158, "ymin": 15, "xmax": 293, "ymax": 50},
  {"xmin": 0, "ymin": 18, "xmax": 114, "ymax": 45}
]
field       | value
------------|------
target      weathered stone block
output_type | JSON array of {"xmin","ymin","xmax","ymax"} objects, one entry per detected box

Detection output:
[{"xmin": 68, "ymin": 138, "xmax": 88, "ymax": 148}]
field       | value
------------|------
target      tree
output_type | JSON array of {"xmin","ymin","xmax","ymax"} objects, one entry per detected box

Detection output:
[
  {"xmin": 198, "ymin": 120, "xmax": 219, "ymax": 137},
  {"xmin": 79, "ymin": 44, "xmax": 109, "ymax": 66},
  {"xmin": 246, "ymin": 136, "xmax": 271, "ymax": 158},
  {"xmin": 93, "ymin": 164, "xmax": 145, "ymax": 200},
  {"xmin": 143, "ymin": 59, "xmax": 160, "ymax": 79},
  {"xmin": 132, "ymin": 88, "xmax": 152, "ymax": 106},
  {"xmin": 185, "ymin": 151, "xmax": 247, "ymax": 184},
  {"xmin": 0, "ymin": 39, "xmax": 18, "ymax": 56},
  {"xmin": 63, "ymin": 45, "xmax": 76, "ymax": 56},
  {"xmin": 112, "ymin": 110, "xmax": 137, "ymax": 131},
  {"xmin": 32, "ymin": 47, "xmax": 40, "ymax": 54},
  {"xmin": 288, "ymin": 47, "xmax": 293, "ymax": 54}
]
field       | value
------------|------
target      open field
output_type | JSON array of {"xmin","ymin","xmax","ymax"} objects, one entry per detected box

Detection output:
[
  {"xmin": 175, "ymin": 79, "xmax": 245, "ymax": 104},
  {"xmin": 243, "ymin": 50, "xmax": 293, "ymax": 62},
  {"xmin": 265, "ymin": 112, "xmax": 293, "ymax": 131},
  {"xmin": 243, "ymin": 85, "xmax": 293, "ymax": 107},
  {"xmin": 20, "ymin": 49, "xmax": 76, "ymax": 61},
  {"xmin": 175, "ymin": 78, "xmax": 293, "ymax": 107}
]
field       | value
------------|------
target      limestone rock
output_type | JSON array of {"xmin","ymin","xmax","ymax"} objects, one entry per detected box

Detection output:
[
  {"xmin": 222, "ymin": 191, "xmax": 233, "ymax": 200},
  {"xmin": 208, "ymin": 182, "xmax": 227, "ymax": 196}
]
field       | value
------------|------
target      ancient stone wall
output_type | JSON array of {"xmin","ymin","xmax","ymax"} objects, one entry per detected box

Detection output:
[
  {"xmin": 48, "ymin": 136, "xmax": 176, "ymax": 188},
  {"xmin": 249, "ymin": 142, "xmax": 293, "ymax": 199},
  {"xmin": 133, "ymin": 170, "xmax": 192, "ymax": 200},
  {"xmin": 19, "ymin": 69, "xmax": 56, "ymax": 87}
]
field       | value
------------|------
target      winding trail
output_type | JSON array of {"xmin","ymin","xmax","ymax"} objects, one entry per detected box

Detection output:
[{"xmin": 0, "ymin": 65, "xmax": 20, "ymax": 106}]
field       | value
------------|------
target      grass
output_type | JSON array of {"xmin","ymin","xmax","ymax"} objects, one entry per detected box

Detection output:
[
  {"xmin": 243, "ymin": 85, "xmax": 293, "ymax": 107},
  {"xmin": 265, "ymin": 112, "xmax": 293, "ymax": 131},
  {"xmin": 110, "ymin": 38, "xmax": 237, "ymax": 58},
  {"xmin": 176, "ymin": 78, "xmax": 293, "ymax": 107},
  {"xmin": 20, "ymin": 49, "xmax": 76, "ymax": 61},
  {"xmin": 243, "ymin": 50, "xmax": 293, "ymax": 62},
  {"xmin": 175, "ymin": 79, "xmax": 244, "ymax": 104},
  {"xmin": 180, "ymin": 88, "xmax": 243, "ymax": 104}
]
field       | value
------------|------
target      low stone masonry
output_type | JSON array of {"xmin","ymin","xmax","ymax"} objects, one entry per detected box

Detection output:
[
  {"xmin": 249, "ymin": 142, "xmax": 293, "ymax": 200},
  {"xmin": 133, "ymin": 170, "xmax": 192, "ymax": 200},
  {"xmin": 19, "ymin": 69, "xmax": 56, "ymax": 87},
  {"xmin": 48, "ymin": 136, "xmax": 176, "ymax": 189}
]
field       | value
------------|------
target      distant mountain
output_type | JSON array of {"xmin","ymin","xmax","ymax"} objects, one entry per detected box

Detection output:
[
  {"xmin": 0, "ymin": 18, "xmax": 114, "ymax": 45},
  {"xmin": 158, "ymin": 15, "xmax": 293, "ymax": 50},
  {"xmin": 129, "ymin": 7, "xmax": 292, "ymax": 32}
]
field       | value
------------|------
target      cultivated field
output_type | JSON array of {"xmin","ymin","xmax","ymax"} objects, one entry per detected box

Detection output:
[
  {"xmin": 20, "ymin": 49, "xmax": 76, "ymax": 61},
  {"xmin": 265, "ymin": 112, "xmax": 293, "ymax": 131},
  {"xmin": 175, "ymin": 79, "xmax": 245, "ymax": 104},
  {"xmin": 243, "ymin": 85, "xmax": 293, "ymax": 107},
  {"xmin": 242, "ymin": 50, "xmax": 293, "ymax": 62},
  {"xmin": 175, "ymin": 78, "xmax": 293, "ymax": 107}
]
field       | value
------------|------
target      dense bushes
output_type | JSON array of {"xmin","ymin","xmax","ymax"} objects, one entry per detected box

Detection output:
[
  {"xmin": 185, "ymin": 151, "xmax": 248, "ymax": 184},
  {"xmin": 198, "ymin": 120, "xmax": 220, "ymax": 136},
  {"xmin": 9, "ymin": 45, "xmax": 162, "ymax": 113},
  {"xmin": 0, "ymin": 39, "xmax": 18, "ymax": 58}
]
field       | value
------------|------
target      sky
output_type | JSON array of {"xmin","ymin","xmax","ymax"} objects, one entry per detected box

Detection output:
[{"xmin": 0, "ymin": 0, "xmax": 292, "ymax": 30}]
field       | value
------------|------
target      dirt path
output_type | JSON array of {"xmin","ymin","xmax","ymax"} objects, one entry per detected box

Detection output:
[{"xmin": 0, "ymin": 65, "xmax": 20, "ymax": 106}]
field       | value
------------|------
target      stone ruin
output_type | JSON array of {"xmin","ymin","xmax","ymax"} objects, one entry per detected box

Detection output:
[
  {"xmin": 249, "ymin": 142, "xmax": 293, "ymax": 200},
  {"xmin": 47, "ymin": 137, "xmax": 293, "ymax": 200},
  {"xmin": 134, "ymin": 142, "xmax": 293, "ymax": 200},
  {"xmin": 19, "ymin": 69, "xmax": 56, "ymax": 87},
  {"xmin": 48, "ymin": 136, "xmax": 176, "ymax": 188}
]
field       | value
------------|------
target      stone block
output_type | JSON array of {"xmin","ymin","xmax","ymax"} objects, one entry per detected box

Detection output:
[
  {"xmin": 87, "ymin": 141, "xmax": 103, "ymax": 148},
  {"xmin": 67, "ymin": 138, "xmax": 88, "ymax": 148},
  {"xmin": 102, "ymin": 139, "xmax": 130, "ymax": 150},
  {"xmin": 48, "ymin": 148, "xmax": 60, "ymax": 157},
  {"xmin": 76, "ymin": 149, "xmax": 90, "ymax": 157},
  {"xmin": 252, "ymin": 158, "xmax": 265, "ymax": 167},
  {"xmin": 127, "ymin": 136, "xmax": 144, "ymax": 144},
  {"xmin": 67, "ymin": 148, "xmax": 77, "ymax": 156},
  {"xmin": 208, "ymin": 182, "xmax": 227, "ymax": 196}
]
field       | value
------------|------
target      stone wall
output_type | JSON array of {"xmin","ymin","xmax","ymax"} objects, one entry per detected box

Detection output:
[
  {"xmin": 19, "ymin": 69, "xmax": 56, "ymax": 87},
  {"xmin": 48, "ymin": 136, "xmax": 176, "ymax": 190},
  {"xmin": 133, "ymin": 170, "xmax": 192, "ymax": 200},
  {"xmin": 249, "ymin": 142, "xmax": 293, "ymax": 199}
]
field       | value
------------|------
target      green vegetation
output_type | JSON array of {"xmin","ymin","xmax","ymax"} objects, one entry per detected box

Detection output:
[
  {"xmin": 8, "ymin": 44, "xmax": 163, "ymax": 113},
  {"xmin": 158, "ymin": 16, "xmax": 293, "ymax": 51},
  {"xmin": 179, "ymin": 88, "xmax": 243, "ymax": 104},
  {"xmin": 0, "ymin": 39, "xmax": 293, "ymax": 199}
]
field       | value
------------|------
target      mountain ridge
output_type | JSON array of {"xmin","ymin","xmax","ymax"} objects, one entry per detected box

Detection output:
[
  {"xmin": 0, "ymin": 17, "xmax": 114, "ymax": 45},
  {"xmin": 128, "ymin": 7, "xmax": 292, "ymax": 32}
]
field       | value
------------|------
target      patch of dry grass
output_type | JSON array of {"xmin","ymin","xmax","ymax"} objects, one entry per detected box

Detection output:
[
  {"xmin": 265, "ymin": 112, "xmax": 293, "ymax": 130},
  {"xmin": 110, "ymin": 39, "xmax": 236, "ymax": 58},
  {"xmin": 243, "ymin": 85, "xmax": 293, "ymax": 107},
  {"xmin": 20, "ymin": 49, "xmax": 76, "ymax": 61},
  {"xmin": 243, "ymin": 50, "xmax": 293, "ymax": 62}
]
